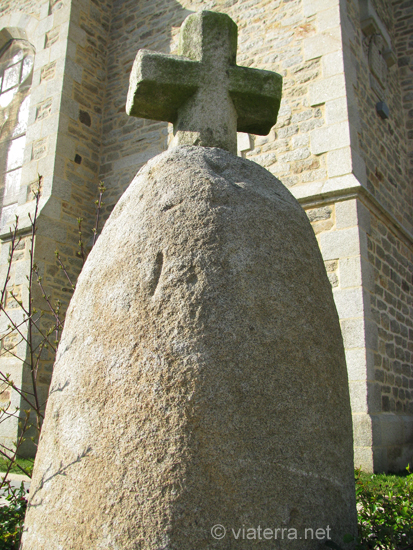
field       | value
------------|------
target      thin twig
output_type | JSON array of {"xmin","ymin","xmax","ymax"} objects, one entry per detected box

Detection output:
[
  {"xmin": 77, "ymin": 217, "xmax": 85, "ymax": 264},
  {"xmin": 0, "ymin": 302, "xmax": 30, "ymax": 346},
  {"xmin": 33, "ymin": 266, "xmax": 64, "ymax": 329},
  {"xmin": 92, "ymin": 181, "xmax": 106, "ymax": 246},
  {"xmin": 54, "ymin": 251, "xmax": 75, "ymax": 288},
  {"xmin": 3, "ymin": 296, "xmax": 57, "ymax": 354},
  {"xmin": 27, "ymin": 177, "xmax": 42, "ymax": 432},
  {"xmin": 0, "ymin": 219, "xmax": 20, "ymax": 307},
  {"xmin": 0, "ymin": 412, "xmax": 31, "ymax": 490}
]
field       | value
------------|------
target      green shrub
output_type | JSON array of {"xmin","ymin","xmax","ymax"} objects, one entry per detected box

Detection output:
[
  {"xmin": 0, "ymin": 482, "xmax": 27, "ymax": 550},
  {"xmin": 355, "ymin": 467, "xmax": 413, "ymax": 550},
  {"xmin": 0, "ymin": 468, "xmax": 411, "ymax": 548}
]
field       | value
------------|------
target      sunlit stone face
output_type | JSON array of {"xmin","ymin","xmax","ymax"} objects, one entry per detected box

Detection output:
[{"xmin": 0, "ymin": 39, "xmax": 34, "ymax": 227}]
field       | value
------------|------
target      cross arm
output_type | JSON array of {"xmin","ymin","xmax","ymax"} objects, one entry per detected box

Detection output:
[
  {"xmin": 126, "ymin": 49, "xmax": 200, "ymax": 123},
  {"xmin": 228, "ymin": 66, "xmax": 282, "ymax": 135}
]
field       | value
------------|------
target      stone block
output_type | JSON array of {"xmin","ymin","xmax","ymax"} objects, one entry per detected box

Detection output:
[
  {"xmin": 40, "ymin": 61, "xmax": 57, "ymax": 83},
  {"xmin": 26, "ymin": 17, "xmax": 39, "ymax": 43},
  {"xmin": 310, "ymin": 74, "xmax": 346, "ymax": 106},
  {"xmin": 23, "ymin": 139, "xmax": 33, "ymax": 166},
  {"xmin": 34, "ymin": 235, "xmax": 59, "ymax": 263},
  {"xmin": 237, "ymin": 132, "xmax": 252, "ymax": 155},
  {"xmin": 322, "ymin": 50, "xmax": 344, "ymax": 78},
  {"xmin": 36, "ymin": 216, "xmax": 66, "ymax": 241},
  {"xmin": 371, "ymin": 446, "xmax": 387, "ymax": 474},
  {"xmin": 340, "ymin": 317, "xmax": 366, "ymax": 349},
  {"xmin": 41, "ymin": 113, "xmax": 59, "ymax": 138},
  {"xmin": 403, "ymin": 417, "xmax": 413, "ymax": 445},
  {"xmin": 345, "ymin": 348, "xmax": 367, "ymax": 381},
  {"xmin": 113, "ymin": 149, "xmax": 157, "ymax": 172},
  {"xmin": 303, "ymin": 28, "xmax": 342, "ymax": 61},
  {"xmin": 367, "ymin": 381, "xmax": 382, "ymax": 413},
  {"xmin": 349, "ymin": 380, "xmax": 368, "ymax": 413},
  {"xmin": 325, "ymin": 97, "xmax": 348, "ymax": 125},
  {"xmin": 32, "ymin": 69, "xmax": 42, "ymax": 90},
  {"xmin": 358, "ymin": 227, "xmax": 369, "ymax": 260},
  {"xmin": 339, "ymin": 255, "xmax": 362, "ymax": 288},
  {"xmin": 321, "ymin": 174, "xmax": 362, "ymax": 195},
  {"xmin": 14, "ymin": 260, "xmax": 31, "ymax": 286},
  {"xmin": 50, "ymin": 176, "xmax": 72, "ymax": 201},
  {"xmin": 293, "ymin": 181, "xmax": 324, "ymax": 200},
  {"xmin": 64, "ymin": 58, "xmax": 82, "ymax": 84},
  {"xmin": 340, "ymin": 9, "xmax": 357, "ymax": 46},
  {"xmin": 333, "ymin": 287, "xmax": 364, "ymax": 319},
  {"xmin": 28, "ymin": 83, "xmax": 47, "ymax": 105},
  {"xmin": 31, "ymin": 138, "xmax": 48, "ymax": 161},
  {"xmin": 34, "ymin": 48, "xmax": 51, "ymax": 72},
  {"xmin": 38, "ymin": 173, "xmax": 53, "ymax": 197},
  {"xmin": 54, "ymin": 58, "xmax": 68, "ymax": 82},
  {"xmin": 336, "ymin": 198, "xmax": 357, "ymax": 229},
  {"xmin": 45, "ymin": 75, "xmax": 64, "ymax": 98},
  {"xmin": 40, "ymin": 2, "xmax": 51, "ymax": 20},
  {"xmin": 65, "ymin": 39, "xmax": 77, "ymax": 60},
  {"xmin": 352, "ymin": 149, "xmax": 367, "ymax": 185},
  {"xmin": 302, "ymin": 0, "xmax": 339, "ymax": 18},
  {"xmin": 68, "ymin": 26, "xmax": 87, "ymax": 49},
  {"xmin": 327, "ymin": 147, "xmax": 352, "ymax": 177},
  {"xmin": 0, "ymin": 15, "xmax": 12, "ymax": 34},
  {"xmin": 356, "ymin": 200, "xmax": 371, "ymax": 234},
  {"xmin": 365, "ymin": 318, "xmax": 378, "ymax": 351},
  {"xmin": 279, "ymin": 148, "xmax": 310, "ymax": 162},
  {"xmin": 53, "ymin": 5, "xmax": 71, "ymax": 27},
  {"xmin": 49, "ymin": 40, "xmax": 67, "ymax": 63},
  {"xmin": 269, "ymin": 162, "xmax": 290, "ymax": 177},
  {"xmin": 36, "ymin": 14, "xmax": 54, "ymax": 37},
  {"xmin": 379, "ymin": 414, "xmax": 404, "ymax": 447},
  {"xmin": 352, "ymin": 413, "xmax": 373, "ymax": 446},
  {"xmin": 306, "ymin": 205, "xmax": 333, "ymax": 223},
  {"xmin": 317, "ymin": 5, "xmax": 341, "ymax": 32},
  {"xmin": 9, "ymin": 12, "xmax": 24, "ymax": 28},
  {"xmin": 360, "ymin": 256, "xmax": 374, "ymax": 292},
  {"xmin": 17, "ymin": 13, "xmax": 34, "ymax": 33},
  {"xmin": 37, "ymin": 154, "xmax": 57, "ymax": 178},
  {"xmin": 310, "ymin": 121, "xmax": 350, "ymax": 154},
  {"xmin": 21, "ymin": 159, "xmax": 43, "ymax": 186},
  {"xmin": 40, "ymin": 196, "xmax": 62, "ymax": 221},
  {"xmin": 55, "ymin": 134, "xmax": 76, "ymax": 160},
  {"xmin": 292, "ymin": 134, "xmax": 309, "ymax": 148}
]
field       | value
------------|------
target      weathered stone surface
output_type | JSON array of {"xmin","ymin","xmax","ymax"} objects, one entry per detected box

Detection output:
[
  {"xmin": 126, "ymin": 11, "xmax": 282, "ymax": 154},
  {"xmin": 22, "ymin": 146, "xmax": 356, "ymax": 549}
]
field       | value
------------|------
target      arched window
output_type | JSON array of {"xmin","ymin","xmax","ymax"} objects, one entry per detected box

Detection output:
[{"xmin": 0, "ymin": 39, "xmax": 34, "ymax": 226}]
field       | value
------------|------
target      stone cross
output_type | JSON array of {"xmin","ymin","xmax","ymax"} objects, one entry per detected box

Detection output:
[{"xmin": 126, "ymin": 11, "xmax": 282, "ymax": 155}]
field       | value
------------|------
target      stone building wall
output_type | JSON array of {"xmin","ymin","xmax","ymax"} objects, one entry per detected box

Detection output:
[
  {"xmin": 339, "ymin": 0, "xmax": 413, "ymax": 471},
  {"xmin": 0, "ymin": 0, "xmax": 111, "ymax": 454},
  {"xmin": 367, "ymin": 208, "xmax": 413, "ymax": 467},
  {"xmin": 0, "ymin": 0, "xmax": 410, "ymax": 469},
  {"xmin": 344, "ymin": 0, "xmax": 412, "ymax": 232},
  {"xmin": 392, "ymin": 0, "xmax": 413, "ymax": 181}
]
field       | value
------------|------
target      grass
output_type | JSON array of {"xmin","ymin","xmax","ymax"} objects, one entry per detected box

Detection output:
[{"xmin": 0, "ymin": 457, "xmax": 34, "ymax": 477}]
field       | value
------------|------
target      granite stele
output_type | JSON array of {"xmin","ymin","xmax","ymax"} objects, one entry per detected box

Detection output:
[{"xmin": 22, "ymin": 11, "xmax": 357, "ymax": 550}]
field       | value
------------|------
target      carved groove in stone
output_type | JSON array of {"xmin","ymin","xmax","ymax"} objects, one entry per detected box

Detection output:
[{"xmin": 149, "ymin": 251, "xmax": 163, "ymax": 296}]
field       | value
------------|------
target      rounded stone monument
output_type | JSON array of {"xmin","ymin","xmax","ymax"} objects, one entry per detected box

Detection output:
[{"xmin": 21, "ymin": 146, "xmax": 357, "ymax": 549}]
